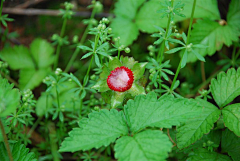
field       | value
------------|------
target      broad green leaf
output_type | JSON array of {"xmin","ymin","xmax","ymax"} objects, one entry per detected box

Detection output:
[
  {"xmin": 114, "ymin": 0, "xmax": 145, "ymax": 20},
  {"xmin": 221, "ymin": 129, "xmax": 240, "ymax": 161},
  {"xmin": 0, "ymin": 78, "xmax": 20, "ymax": 117},
  {"xmin": 124, "ymin": 92, "xmax": 206, "ymax": 134},
  {"xmin": 136, "ymin": 0, "xmax": 220, "ymax": 33},
  {"xmin": 176, "ymin": 99, "xmax": 220, "ymax": 149},
  {"xmin": 0, "ymin": 46, "xmax": 35, "ymax": 70},
  {"xmin": 19, "ymin": 68, "xmax": 50, "ymax": 90},
  {"xmin": 227, "ymin": 0, "xmax": 240, "ymax": 34},
  {"xmin": 114, "ymin": 130, "xmax": 172, "ymax": 161},
  {"xmin": 111, "ymin": 17, "xmax": 139, "ymax": 46},
  {"xmin": 121, "ymin": 56, "xmax": 136, "ymax": 69},
  {"xmin": 187, "ymin": 148, "xmax": 232, "ymax": 161},
  {"xmin": 0, "ymin": 142, "xmax": 37, "ymax": 161},
  {"xmin": 59, "ymin": 109, "xmax": 128, "ymax": 152},
  {"xmin": 30, "ymin": 38, "xmax": 55, "ymax": 68},
  {"xmin": 222, "ymin": 103, "xmax": 240, "ymax": 136},
  {"xmin": 210, "ymin": 68, "xmax": 240, "ymax": 108},
  {"xmin": 188, "ymin": 19, "xmax": 239, "ymax": 62},
  {"xmin": 0, "ymin": 118, "xmax": 10, "ymax": 142}
]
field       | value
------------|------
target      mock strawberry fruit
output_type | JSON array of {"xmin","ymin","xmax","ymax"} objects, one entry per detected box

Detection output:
[{"xmin": 107, "ymin": 66, "xmax": 134, "ymax": 92}]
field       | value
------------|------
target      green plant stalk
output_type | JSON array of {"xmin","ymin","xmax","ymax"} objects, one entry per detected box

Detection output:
[
  {"xmin": 47, "ymin": 122, "xmax": 60, "ymax": 161},
  {"xmin": 117, "ymin": 50, "xmax": 121, "ymax": 59},
  {"xmin": 0, "ymin": 119, "xmax": 13, "ymax": 161},
  {"xmin": 83, "ymin": 33, "xmax": 100, "ymax": 85},
  {"xmin": 27, "ymin": 117, "xmax": 42, "ymax": 137},
  {"xmin": 56, "ymin": 86, "xmax": 60, "ymax": 111},
  {"xmin": 170, "ymin": 0, "xmax": 197, "ymax": 91},
  {"xmin": 0, "ymin": 0, "xmax": 4, "ymax": 20},
  {"xmin": 64, "ymin": 7, "xmax": 97, "ymax": 72},
  {"xmin": 157, "ymin": 0, "xmax": 174, "ymax": 94},
  {"xmin": 54, "ymin": 17, "xmax": 68, "ymax": 69}
]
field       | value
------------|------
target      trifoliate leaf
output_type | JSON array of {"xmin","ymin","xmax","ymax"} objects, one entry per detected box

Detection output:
[
  {"xmin": 136, "ymin": 0, "xmax": 220, "ymax": 33},
  {"xmin": 222, "ymin": 103, "xmax": 240, "ymax": 136},
  {"xmin": 0, "ymin": 142, "xmax": 37, "ymax": 161},
  {"xmin": 111, "ymin": 17, "xmax": 139, "ymax": 46},
  {"xmin": 227, "ymin": 0, "xmax": 240, "ymax": 34},
  {"xmin": 124, "ymin": 92, "xmax": 207, "ymax": 134},
  {"xmin": 59, "ymin": 109, "xmax": 128, "ymax": 152},
  {"xmin": 210, "ymin": 68, "xmax": 240, "ymax": 108},
  {"xmin": 114, "ymin": 130, "xmax": 172, "ymax": 161},
  {"xmin": 0, "ymin": 46, "xmax": 35, "ymax": 69},
  {"xmin": 187, "ymin": 148, "xmax": 232, "ymax": 161},
  {"xmin": 188, "ymin": 19, "xmax": 239, "ymax": 62},
  {"xmin": 221, "ymin": 129, "xmax": 240, "ymax": 161},
  {"xmin": 0, "ymin": 78, "xmax": 20, "ymax": 117},
  {"xmin": 30, "ymin": 38, "xmax": 55, "ymax": 68},
  {"xmin": 19, "ymin": 68, "xmax": 50, "ymax": 90},
  {"xmin": 176, "ymin": 99, "xmax": 220, "ymax": 149}
]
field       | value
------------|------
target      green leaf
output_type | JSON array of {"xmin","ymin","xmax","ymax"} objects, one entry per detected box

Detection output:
[
  {"xmin": 59, "ymin": 109, "xmax": 128, "ymax": 152},
  {"xmin": 0, "ymin": 142, "xmax": 37, "ymax": 161},
  {"xmin": 227, "ymin": 0, "xmax": 240, "ymax": 34},
  {"xmin": 165, "ymin": 47, "xmax": 185, "ymax": 54},
  {"xmin": 136, "ymin": 0, "xmax": 220, "ymax": 33},
  {"xmin": 94, "ymin": 54, "xmax": 101, "ymax": 68},
  {"xmin": 188, "ymin": 19, "xmax": 239, "ymax": 62},
  {"xmin": 111, "ymin": 17, "xmax": 139, "ymax": 46},
  {"xmin": 222, "ymin": 103, "xmax": 240, "ymax": 136},
  {"xmin": 111, "ymin": 92, "xmax": 127, "ymax": 108},
  {"xmin": 176, "ymin": 99, "xmax": 221, "ymax": 149},
  {"xmin": 0, "ymin": 78, "xmax": 20, "ymax": 117},
  {"xmin": 221, "ymin": 129, "xmax": 240, "ymax": 161},
  {"xmin": 0, "ymin": 46, "xmax": 35, "ymax": 70},
  {"xmin": 124, "ymin": 92, "xmax": 206, "ymax": 134},
  {"xmin": 187, "ymin": 148, "xmax": 232, "ymax": 161},
  {"xmin": 19, "ymin": 68, "xmax": 50, "ymax": 90},
  {"xmin": 132, "ymin": 62, "xmax": 148, "ymax": 80},
  {"xmin": 181, "ymin": 50, "xmax": 188, "ymax": 68},
  {"xmin": 30, "ymin": 38, "xmax": 55, "ymax": 68},
  {"xmin": 108, "ymin": 57, "xmax": 122, "ymax": 71},
  {"xmin": 91, "ymin": 79, "xmax": 109, "ymax": 92},
  {"xmin": 114, "ymin": 130, "xmax": 172, "ymax": 161},
  {"xmin": 128, "ymin": 83, "xmax": 145, "ymax": 96},
  {"xmin": 36, "ymin": 94, "xmax": 54, "ymax": 117},
  {"xmin": 210, "ymin": 68, "xmax": 240, "ymax": 108},
  {"xmin": 114, "ymin": 0, "xmax": 145, "ymax": 20},
  {"xmin": 191, "ymin": 49, "xmax": 205, "ymax": 62}
]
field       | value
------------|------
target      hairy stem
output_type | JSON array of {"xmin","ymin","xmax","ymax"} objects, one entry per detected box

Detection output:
[
  {"xmin": 170, "ymin": 0, "xmax": 197, "ymax": 91},
  {"xmin": 0, "ymin": 119, "xmax": 13, "ymax": 161},
  {"xmin": 54, "ymin": 17, "xmax": 68, "ymax": 69}
]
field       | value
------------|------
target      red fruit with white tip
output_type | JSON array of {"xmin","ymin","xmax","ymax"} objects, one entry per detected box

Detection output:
[{"xmin": 107, "ymin": 66, "xmax": 134, "ymax": 92}]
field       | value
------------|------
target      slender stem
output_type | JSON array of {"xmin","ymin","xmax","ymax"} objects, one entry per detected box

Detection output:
[
  {"xmin": 167, "ymin": 128, "xmax": 176, "ymax": 146},
  {"xmin": 201, "ymin": 61, "xmax": 206, "ymax": 82},
  {"xmin": 232, "ymin": 46, "xmax": 237, "ymax": 61},
  {"xmin": 0, "ymin": 71, "xmax": 19, "ymax": 87},
  {"xmin": 157, "ymin": 0, "xmax": 174, "ymax": 95},
  {"xmin": 0, "ymin": 119, "xmax": 13, "ymax": 161},
  {"xmin": 54, "ymin": 18, "xmax": 68, "ymax": 69},
  {"xmin": 117, "ymin": 50, "xmax": 121, "ymax": 59},
  {"xmin": 170, "ymin": 0, "xmax": 197, "ymax": 91},
  {"xmin": 83, "ymin": 33, "xmax": 100, "ymax": 85},
  {"xmin": 27, "ymin": 117, "xmax": 42, "ymax": 137},
  {"xmin": 47, "ymin": 122, "xmax": 60, "ymax": 161},
  {"xmin": 64, "ymin": 8, "xmax": 97, "ymax": 72},
  {"xmin": 235, "ymin": 49, "xmax": 240, "ymax": 60},
  {"xmin": 0, "ymin": 0, "xmax": 4, "ymax": 19},
  {"xmin": 56, "ymin": 86, "xmax": 60, "ymax": 110}
]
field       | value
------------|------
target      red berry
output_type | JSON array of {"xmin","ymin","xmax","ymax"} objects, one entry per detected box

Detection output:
[{"xmin": 107, "ymin": 66, "xmax": 134, "ymax": 92}]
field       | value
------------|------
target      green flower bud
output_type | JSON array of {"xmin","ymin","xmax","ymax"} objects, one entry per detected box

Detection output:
[
  {"xmin": 147, "ymin": 45, "xmax": 154, "ymax": 51},
  {"xmin": 55, "ymin": 68, "xmax": 62, "ymax": 75},
  {"xmin": 149, "ymin": 52, "xmax": 154, "ymax": 57},
  {"xmin": 108, "ymin": 28, "xmax": 112, "ymax": 34},
  {"xmin": 124, "ymin": 47, "xmax": 130, "ymax": 53},
  {"xmin": 90, "ymin": 75, "xmax": 96, "ymax": 80},
  {"xmin": 72, "ymin": 35, "xmax": 79, "ymax": 43},
  {"xmin": 94, "ymin": 106, "xmax": 100, "ymax": 111}
]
